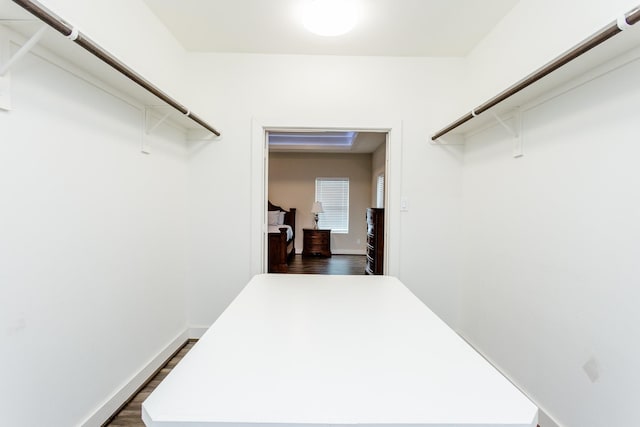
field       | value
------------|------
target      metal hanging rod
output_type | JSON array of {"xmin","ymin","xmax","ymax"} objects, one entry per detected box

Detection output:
[
  {"xmin": 432, "ymin": 5, "xmax": 640, "ymax": 141},
  {"xmin": 11, "ymin": 0, "xmax": 221, "ymax": 137}
]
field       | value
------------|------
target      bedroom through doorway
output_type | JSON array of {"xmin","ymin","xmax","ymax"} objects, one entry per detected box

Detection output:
[{"xmin": 266, "ymin": 130, "xmax": 388, "ymax": 276}]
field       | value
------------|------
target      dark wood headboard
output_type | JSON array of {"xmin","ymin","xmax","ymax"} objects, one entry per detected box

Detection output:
[{"xmin": 268, "ymin": 201, "xmax": 296, "ymax": 237}]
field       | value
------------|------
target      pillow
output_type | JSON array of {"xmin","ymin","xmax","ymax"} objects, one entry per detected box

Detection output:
[
  {"xmin": 277, "ymin": 211, "xmax": 286, "ymax": 225},
  {"xmin": 268, "ymin": 211, "xmax": 279, "ymax": 225}
]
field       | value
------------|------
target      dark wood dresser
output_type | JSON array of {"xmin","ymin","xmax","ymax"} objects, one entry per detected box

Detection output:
[
  {"xmin": 366, "ymin": 208, "xmax": 384, "ymax": 275},
  {"xmin": 302, "ymin": 228, "xmax": 332, "ymax": 257}
]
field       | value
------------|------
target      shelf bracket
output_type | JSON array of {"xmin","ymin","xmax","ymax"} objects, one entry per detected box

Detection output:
[
  {"xmin": 0, "ymin": 24, "xmax": 47, "ymax": 76},
  {"xmin": 141, "ymin": 106, "xmax": 175, "ymax": 154},
  {"xmin": 0, "ymin": 66, "xmax": 9, "ymax": 111},
  {"xmin": 513, "ymin": 109, "xmax": 523, "ymax": 158},
  {"xmin": 490, "ymin": 111, "xmax": 518, "ymax": 138},
  {"xmin": 0, "ymin": 24, "xmax": 47, "ymax": 111},
  {"xmin": 490, "ymin": 110, "xmax": 523, "ymax": 158},
  {"xmin": 145, "ymin": 107, "xmax": 172, "ymax": 135}
]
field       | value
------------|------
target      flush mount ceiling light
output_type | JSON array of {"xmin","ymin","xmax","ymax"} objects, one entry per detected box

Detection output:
[
  {"xmin": 300, "ymin": 0, "xmax": 360, "ymax": 37},
  {"xmin": 269, "ymin": 131, "xmax": 358, "ymax": 150}
]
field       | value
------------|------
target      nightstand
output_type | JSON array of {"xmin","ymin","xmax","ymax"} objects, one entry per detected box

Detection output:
[{"xmin": 302, "ymin": 228, "xmax": 332, "ymax": 257}]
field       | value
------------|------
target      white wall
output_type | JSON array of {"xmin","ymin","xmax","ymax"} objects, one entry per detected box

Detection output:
[
  {"xmin": 465, "ymin": 0, "xmax": 640, "ymax": 111},
  {"xmin": 269, "ymin": 152, "xmax": 371, "ymax": 254},
  {"xmin": 0, "ymin": 35, "xmax": 189, "ymax": 427},
  {"xmin": 0, "ymin": 3, "xmax": 200, "ymax": 424},
  {"xmin": 459, "ymin": 1, "xmax": 640, "ymax": 425},
  {"xmin": 12, "ymin": 1, "xmax": 638, "ymax": 426},
  {"xmin": 38, "ymin": 0, "xmax": 187, "ymax": 101},
  {"xmin": 3, "ymin": 0, "xmax": 460, "ymax": 425},
  {"xmin": 461, "ymin": 52, "xmax": 640, "ymax": 427},
  {"xmin": 183, "ymin": 53, "xmax": 466, "ymax": 327}
]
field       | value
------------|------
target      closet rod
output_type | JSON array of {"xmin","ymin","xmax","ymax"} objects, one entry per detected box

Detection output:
[
  {"xmin": 11, "ymin": 0, "xmax": 221, "ymax": 137},
  {"xmin": 432, "ymin": 5, "xmax": 640, "ymax": 141}
]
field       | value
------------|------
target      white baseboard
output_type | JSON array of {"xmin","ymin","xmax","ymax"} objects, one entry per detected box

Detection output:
[
  {"xmin": 81, "ymin": 326, "xmax": 211, "ymax": 426},
  {"xmin": 82, "ymin": 323, "xmax": 560, "ymax": 427},
  {"xmin": 455, "ymin": 330, "xmax": 563, "ymax": 427},
  {"xmin": 295, "ymin": 249, "xmax": 366, "ymax": 255},
  {"xmin": 80, "ymin": 329, "xmax": 190, "ymax": 427},
  {"xmin": 188, "ymin": 326, "xmax": 209, "ymax": 339},
  {"xmin": 332, "ymin": 249, "xmax": 366, "ymax": 255},
  {"xmin": 538, "ymin": 409, "xmax": 562, "ymax": 427}
]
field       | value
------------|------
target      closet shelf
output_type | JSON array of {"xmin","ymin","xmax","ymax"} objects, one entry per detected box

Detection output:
[
  {"xmin": 432, "ymin": 5, "xmax": 640, "ymax": 143},
  {"xmin": 1, "ymin": 0, "xmax": 220, "ymax": 138}
]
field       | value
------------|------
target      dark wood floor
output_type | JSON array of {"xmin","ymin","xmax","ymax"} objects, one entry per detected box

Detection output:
[
  {"xmin": 105, "ymin": 340, "xmax": 196, "ymax": 427},
  {"xmin": 286, "ymin": 254, "xmax": 366, "ymax": 275}
]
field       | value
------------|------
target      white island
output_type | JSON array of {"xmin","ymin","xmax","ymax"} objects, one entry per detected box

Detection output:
[{"xmin": 143, "ymin": 274, "xmax": 537, "ymax": 427}]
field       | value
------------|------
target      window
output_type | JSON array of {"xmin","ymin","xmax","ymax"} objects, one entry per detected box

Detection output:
[
  {"xmin": 315, "ymin": 177, "xmax": 349, "ymax": 233},
  {"xmin": 376, "ymin": 174, "xmax": 385, "ymax": 208}
]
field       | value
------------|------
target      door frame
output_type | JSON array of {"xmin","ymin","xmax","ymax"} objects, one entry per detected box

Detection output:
[{"xmin": 251, "ymin": 117, "xmax": 402, "ymax": 276}]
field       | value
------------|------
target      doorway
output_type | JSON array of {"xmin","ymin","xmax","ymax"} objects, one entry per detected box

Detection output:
[
  {"xmin": 249, "ymin": 119, "xmax": 402, "ymax": 277},
  {"xmin": 267, "ymin": 131, "xmax": 386, "ymax": 275}
]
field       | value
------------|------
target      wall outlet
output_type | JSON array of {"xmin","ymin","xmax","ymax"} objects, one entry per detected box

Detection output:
[{"xmin": 582, "ymin": 357, "xmax": 600, "ymax": 383}]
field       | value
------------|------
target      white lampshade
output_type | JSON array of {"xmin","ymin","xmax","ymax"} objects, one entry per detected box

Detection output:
[{"xmin": 311, "ymin": 201, "xmax": 324, "ymax": 214}]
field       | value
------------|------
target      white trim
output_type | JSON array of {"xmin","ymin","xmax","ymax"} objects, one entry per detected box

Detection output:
[
  {"xmin": 251, "ymin": 118, "xmax": 268, "ymax": 274},
  {"xmin": 456, "ymin": 329, "xmax": 560, "ymax": 427},
  {"xmin": 538, "ymin": 410, "xmax": 563, "ymax": 427},
  {"xmin": 80, "ymin": 329, "xmax": 190, "ymax": 427},
  {"xmin": 384, "ymin": 126, "xmax": 401, "ymax": 276},
  {"xmin": 251, "ymin": 118, "xmax": 402, "ymax": 277},
  {"xmin": 187, "ymin": 326, "xmax": 209, "ymax": 339},
  {"xmin": 332, "ymin": 249, "xmax": 367, "ymax": 255},
  {"xmin": 295, "ymin": 249, "xmax": 365, "ymax": 255}
]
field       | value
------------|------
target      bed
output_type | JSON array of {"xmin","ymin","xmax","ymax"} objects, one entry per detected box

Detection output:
[
  {"xmin": 142, "ymin": 274, "xmax": 538, "ymax": 427},
  {"xmin": 267, "ymin": 201, "xmax": 296, "ymax": 273}
]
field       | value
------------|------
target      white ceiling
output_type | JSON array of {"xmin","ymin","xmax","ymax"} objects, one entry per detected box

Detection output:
[{"xmin": 143, "ymin": 0, "xmax": 519, "ymax": 57}]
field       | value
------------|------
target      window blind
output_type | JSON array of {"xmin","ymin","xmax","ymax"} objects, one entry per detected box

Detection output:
[
  {"xmin": 315, "ymin": 177, "xmax": 349, "ymax": 233},
  {"xmin": 376, "ymin": 174, "xmax": 385, "ymax": 208}
]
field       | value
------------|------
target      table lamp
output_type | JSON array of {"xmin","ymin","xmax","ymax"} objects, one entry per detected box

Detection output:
[{"xmin": 311, "ymin": 201, "xmax": 324, "ymax": 229}]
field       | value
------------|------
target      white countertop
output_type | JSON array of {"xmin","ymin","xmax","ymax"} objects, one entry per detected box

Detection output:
[{"xmin": 143, "ymin": 274, "xmax": 537, "ymax": 427}]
